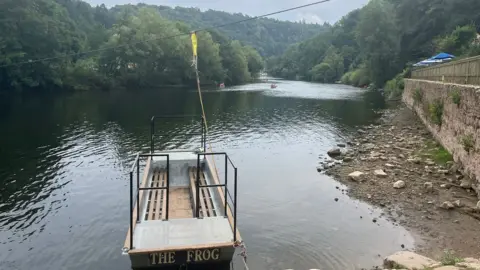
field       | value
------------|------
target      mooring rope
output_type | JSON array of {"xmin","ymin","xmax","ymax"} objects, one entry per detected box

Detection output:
[
  {"xmin": 191, "ymin": 32, "xmax": 250, "ymax": 270},
  {"xmin": 190, "ymin": 32, "xmax": 221, "ymax": 179}
]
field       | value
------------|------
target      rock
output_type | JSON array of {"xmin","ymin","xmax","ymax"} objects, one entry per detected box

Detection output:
[
  {"xmin": 316, "ymin": 167, "xmax": 322, "ymax": 172},
  {"xmin": 460, "ymin": 179, "xmax": 472, "ymax": 189},
  {"xmin": 334, "ymin": 159, "xmax": 343, "ymax": 165},
  {"xmin": 456, "ymin": 258, "xmax": 480, "ymax": 269},
  {"xmin": 435, "ymin": 266, "xmax": 461, "ymax": 270},
  {"xmin": 367, "ymin": 194, "xmax": 372, "ymax": 199},
  {"xmin": 441, "ymin": 201, "xmax": 455, "ymax": 210},
  {"xmin": 364, "ymin": 143, "xmax": 376, "ymax": 150},
  {"xmin": 407, "ymin": 157, "xmax": 421, "ymax": 164},
  {"xmin": 385, "ymin": 163, "xmax": 395, "ymax": 168},
  {"xmin": 424, "ymin": 182, "xmax": 434, "ymax": 192},
  {"xmin": 425, "ymin": 160, "xmax": 435, "ymax": 166},
  {"xmin": 438, "ymin": 169, "xmax": 449, "ymax": 174},
  {"xmin": 327, "ymin": 148, "xmax": 341, "ymax": 157},
  {"xmin": 343, "ymin": 156, "xmax": 353, "ymax": 162},
  {"xmin": 398, "ymin": 154, "xmax": 405, "ymax": 159},
  {"xmin": 476, "ymin": 201, "xmax": 480, "ymax": 209},
  {"xmin": 337, "ymin": 143, "xmax": 346, "ymax": 148},
  {"xmin": 453, "ymin": 200, "xmax": 462, "ymax": 207},
  {"xmin": 358, "ymin": 128, "xmax": 366, "ymax": 134},
  {"xmin": 375, "ymin": 169, "xmax": 388, "ymax": 178},
  {"xmin": 348, "ymin": 171, "xmax": 365, "ymax": 182},
  {"xmin": 455, "ymin": 174, "xmax": 464, "ymax": 180},
  {"xmin": 393, "ymin": 180, "xmax": 405, "ymax": 189},
  {"xmin": 384, "ymin": 251, "xmax": 439, "ymax": 270},
  {"xmin": 347, "ymin": 141, "xmax": 354, "ymax": 146}
]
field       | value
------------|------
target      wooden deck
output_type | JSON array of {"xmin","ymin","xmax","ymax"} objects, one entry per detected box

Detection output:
[
  {"xmin": 143, "ymin": 168, "xmax": 219, "ymax": 220},
  {"xmin": 144, "ymin": 170, "xmax": 168, "ymax": 220},
  {"xmin": 189, "ymin": 167, "xmax": 218, "ymax": 218}
]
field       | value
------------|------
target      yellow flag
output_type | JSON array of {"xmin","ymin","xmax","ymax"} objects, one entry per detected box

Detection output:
[{"xmin": 191, "ymin": 32, "xmax": 198, "ymax": 56}]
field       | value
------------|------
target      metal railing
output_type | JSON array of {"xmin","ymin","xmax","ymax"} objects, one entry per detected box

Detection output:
[
  {"xmin": 150, "ymin": 115, "xmax": 206, "ymax": 153},
  {"xmin": 195, "ymin": 152, "xmax": 238, "ymax": 242},
  {"xmin": 128, "ymin": 153, "xmax": 170, "ymax": 250},
  {"xmin": 411, "ymin": 55, "xmax": 480, "ymax": 85}
]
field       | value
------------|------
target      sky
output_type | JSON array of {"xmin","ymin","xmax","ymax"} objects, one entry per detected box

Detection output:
[{"xmin": 84, "ymin": 0, "xmax": 369, "ymax": 24}]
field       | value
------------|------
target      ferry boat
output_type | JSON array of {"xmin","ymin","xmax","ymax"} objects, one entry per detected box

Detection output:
[{"xmin": 122, "ymin": 115, "xmax": 240, "ymax": 270}]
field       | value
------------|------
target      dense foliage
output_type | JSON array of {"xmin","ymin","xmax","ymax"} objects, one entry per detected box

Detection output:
[
  {"xmin": 268, "ymin": 0, "xmax": 480, "ymax": 98},
  {"xmin": 2, "ymin": 0, "xmax": 333, "ymax": 92},
  {"xmin": 140, "ymin": 4, "xmax": 328, "ymax": 57}
]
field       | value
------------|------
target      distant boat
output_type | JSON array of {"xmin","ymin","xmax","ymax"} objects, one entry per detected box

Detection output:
[{"xmin": 270, "ymin": 84, "xmax": 277, "ymax": 89}]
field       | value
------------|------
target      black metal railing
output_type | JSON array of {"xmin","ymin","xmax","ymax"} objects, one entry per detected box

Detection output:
[
  {"xmin": 129, "ymin": 153, "xmax": 170, "ymax": 250},
  {"xmin": 195, "ymin": 152, "xmax": 238, "ymax": 242},
  {"xmin": 150, "ymin": 115, "xmax": 206, "ymax": 153}
]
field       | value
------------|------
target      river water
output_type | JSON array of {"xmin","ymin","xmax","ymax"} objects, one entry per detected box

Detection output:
[{"xmin": 0, "ymin": 79, "xmax": 414, "ymax": 270}]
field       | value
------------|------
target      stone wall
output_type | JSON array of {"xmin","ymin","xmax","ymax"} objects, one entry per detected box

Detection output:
[{"xmin": 403, "ymin": 79, "xmax": 480, "ymax": 197}]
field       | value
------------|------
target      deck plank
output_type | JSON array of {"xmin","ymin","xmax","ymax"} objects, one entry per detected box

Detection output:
[
  {"xmin": 189, "ymin": 168, "xmax": 208, "ymax": 218},
  {"xmin": 147, "ymin": 171, "xmax": 158, "ymax": 220},
  {"xmin": 157, "ymin": 171, "xmax": 164, "ymax": 220},
  {"xmin": 161, "ymin": 171, "xmax": 167, "ymax": 220},
  {"xmin": 199, "ymin": 172, "xmax": 215, "ymax": 217},
  {"xmin": 169, "ymin": 188, "xmax": 193, "ymax": 219}
]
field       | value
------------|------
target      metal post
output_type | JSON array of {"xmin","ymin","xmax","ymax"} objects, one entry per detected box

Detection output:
[
  {"xmin": 224, "ymin": 155, "xmax": 228, "ymax": 217},
  {"xmin": 166, "ymin": 155, "xmax": 170, "ymax": 220},
  {"xmin": 129, "ymin": 171, "xmax": 133, "ymax": 249},
  {"xmin": 233, "ymin": 168, "xmax": 238, "ymax": 242},
  {"xmin": 202, "ymin": 117, "xmax": 206, "ymax": 152},
  {"xmin": 150, "ymin": 117, "xmax": 155, "ymax": 154},
  {"xmin": 136, "ymin": 158, "xmax": 140, "ymax": 222},
  {"xmin": 201, "ymin": 117, "xmax": 204, "ymax": 152},
  {"xmin": 196, "ymin": 155, "xmax": 201, "ymax": 218}
]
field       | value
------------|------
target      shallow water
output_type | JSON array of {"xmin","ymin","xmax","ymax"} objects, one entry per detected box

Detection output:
[{"xmin": 0, "ymin": 79, "xmax": 414, "ymax": 270}]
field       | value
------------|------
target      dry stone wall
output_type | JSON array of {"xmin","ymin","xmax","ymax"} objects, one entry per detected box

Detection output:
[{"xmin": 403, "ymin": 79, "xmax": 480, "ymax": 197}]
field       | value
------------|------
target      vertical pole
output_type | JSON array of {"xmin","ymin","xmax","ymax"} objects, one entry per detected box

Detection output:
[
  {"xmin": 151, "ymin": 118, "xmax": 154, "ymax": 154},
  {"xmin": 224, "ymin": 155, "xmax": 228, "ymax": 217},
  {"xmin": 196, "ymin": 155, "xmax": 201, "ymax": 218},
  {"xmin": 129, "ymin": 171, "xmax": 133, "ymax": 249},
  {"xmin": 136, "ymin": 157, "xmax": 140, "ymax": 222},
  {"xmin": 166, "ymin": 155, "xmax": 170, "ymax": 220},
  {"xmin": 201, "ymin": 117, "xmax": 204, "ymax": 152},
  {"xmin": 233, "ymin": 168, "xmax": 238, "ymax": 242},
  {"xmin": 202, "ymin": 117, "xmax": 206, "ymax": 153}
]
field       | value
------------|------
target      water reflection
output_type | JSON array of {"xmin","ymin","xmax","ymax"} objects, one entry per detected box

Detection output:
[{"xmin": 0, "ymin": 81, "xmax": 412, "ymax": 270}]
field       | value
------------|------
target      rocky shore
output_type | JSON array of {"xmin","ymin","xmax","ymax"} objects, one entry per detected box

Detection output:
[
  {"xmin": 383, "ymin": 251, "xmax": 480, "ymax": 270},
  {"xmin": 318, "ymin": 105, "xmax": 480, "ymax": 259}
]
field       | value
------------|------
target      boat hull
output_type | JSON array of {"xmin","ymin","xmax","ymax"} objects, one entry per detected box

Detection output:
[{"xmin": 129, "ymin": 246, "xmax": 235, "ymax": 269}]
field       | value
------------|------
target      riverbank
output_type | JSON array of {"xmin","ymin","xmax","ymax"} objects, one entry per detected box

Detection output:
[{"xmin": 319, "ymin": 105, "xmax": 480, "ymax": 259}]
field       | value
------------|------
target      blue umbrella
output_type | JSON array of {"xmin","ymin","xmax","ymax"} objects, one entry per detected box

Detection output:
[{"xmin": 429, "ymin": 52, "xmax": 455, "ymax": 60}]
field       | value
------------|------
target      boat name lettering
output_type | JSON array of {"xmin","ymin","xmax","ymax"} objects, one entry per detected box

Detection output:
[{"xmin": 149, "ymin": 248, "xmax": 220, "ymax": 265}]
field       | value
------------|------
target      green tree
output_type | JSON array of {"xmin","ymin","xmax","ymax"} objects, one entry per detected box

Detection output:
[
  {"xmin": 311, "ymin": 63, "xmax": 335, "ymax": 83},
  {"xmin": 242, "ymin": 46, "xmax": 264, "ymax": 79},
  {"xmin": 220, "ymin": 40, "xmax": 251, "ymax": 85},
  {"xmin": 356, "ymin": 0, "xmax": 400, "ymax": 86}
]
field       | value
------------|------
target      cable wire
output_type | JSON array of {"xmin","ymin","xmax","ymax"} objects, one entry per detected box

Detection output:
[{"xmin": 0, "ymin": 0, "xmax": 331, "ymax": 68}]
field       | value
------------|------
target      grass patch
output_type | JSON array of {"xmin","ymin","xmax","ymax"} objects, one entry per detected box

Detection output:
[
  {"xmin": 441, "ymin": 249, "xmax": 464, "ymax": 266},
  {"xmin": 418, "ymin": 140, "xmax": 453, "ymax": 165},
  {"xmin": 429, "ymin": 99, "xmax": 444, "ymax": 126},
  {"xmin": 461, "ymin": 134, "xmax": 475, "ymax": 153},
  {"xmin": 451, "ymin": 89, "xmax": 461, "ymax": 105},
  {"xmin": 413, "ymin": 87, "xmax": 423, "ymax": 103}
]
